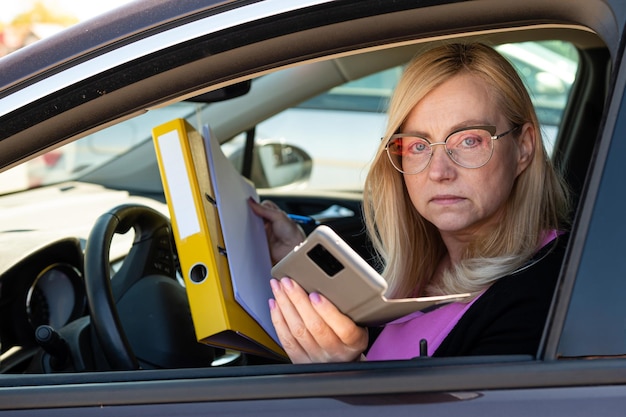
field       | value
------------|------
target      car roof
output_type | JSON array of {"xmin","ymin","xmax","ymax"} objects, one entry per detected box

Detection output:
[{"xmin": 0, "ymin": 0, "xmax": 227, "ymax": 92}]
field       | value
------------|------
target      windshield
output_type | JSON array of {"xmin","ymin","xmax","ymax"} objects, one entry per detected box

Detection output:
[{"xmin": 0, "ymin": 102, "xmax": 208, "ymax": 194}]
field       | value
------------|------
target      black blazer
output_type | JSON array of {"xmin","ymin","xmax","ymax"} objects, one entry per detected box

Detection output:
[
  {"xmin": 433, "ymin": 235, "xmax": 567, "ymax": 357},
  {"xmin": 366, "ymin": 235, "xmax": 568, "ymax": 358}
]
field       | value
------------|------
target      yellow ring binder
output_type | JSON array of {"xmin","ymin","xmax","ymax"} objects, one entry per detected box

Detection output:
[{"xmin": 152, "ymin": 119, "xmax": 286, "ymax": 360}]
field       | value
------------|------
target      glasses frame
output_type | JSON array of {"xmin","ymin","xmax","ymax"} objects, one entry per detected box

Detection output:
[{"xmin": 385, "ymin": 125, "xmax": 520, "ymax": 174}]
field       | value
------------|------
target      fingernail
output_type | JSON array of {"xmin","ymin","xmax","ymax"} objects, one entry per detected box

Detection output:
[
  {"xmin": 309, "ymin": 292, "xmax": 321, "ymax": 304},
  {"xmin": 281, "ymin": 277, "xmax": 294, "ymax": 290},
  {"xmin": 270, "ymin": 278, "xmax": 280, "ymax": 292},
  {"xmin": 268, "ymin": 298, "xmax": 276, "ymax": 311}
]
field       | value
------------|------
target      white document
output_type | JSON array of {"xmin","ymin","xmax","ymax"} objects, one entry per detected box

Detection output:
[{"xmin": 201, "ymin": 125, "xmax": 278, "ymax": 344}]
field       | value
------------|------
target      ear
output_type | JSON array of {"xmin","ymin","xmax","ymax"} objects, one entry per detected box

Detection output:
[{"xmin": 515, "ymin": 122, "xmax": 535, "ymax": 177}]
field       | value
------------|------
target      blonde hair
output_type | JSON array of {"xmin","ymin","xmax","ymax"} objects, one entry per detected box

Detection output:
[{"xmin": 363, "ymin": 43, "xmax": 570, "ymax": 298}]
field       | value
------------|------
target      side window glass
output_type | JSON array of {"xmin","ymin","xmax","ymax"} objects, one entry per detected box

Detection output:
[
  {"xmin": 496, "ymin": 41, "xmax": 579, "ymax": 153},
  {"xmin": 227, "ymin": 67, "xmax": 402, "ymax": 192},
  {"xmin": 225, "ymin": 41, "xmax": 579, "ymax": 191}
]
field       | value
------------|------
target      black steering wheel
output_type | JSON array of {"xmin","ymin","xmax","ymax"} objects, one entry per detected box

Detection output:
[{"xmin": 83, "ymin": 204, "xmax": 175, "ymax": 370}]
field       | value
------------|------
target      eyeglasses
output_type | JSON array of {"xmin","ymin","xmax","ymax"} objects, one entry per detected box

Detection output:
[{"xmin": 385, "ymin": 125, "xmax": 520, "ymax": 174}]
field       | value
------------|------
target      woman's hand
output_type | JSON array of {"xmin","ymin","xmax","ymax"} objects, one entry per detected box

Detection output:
[
  {"xmin": 248, "ymin": 198, "xmax": 306, "ymax": 264},
  {"xmin": 269, "ymin": 277, "xmax": 368, "ymax": 363}
]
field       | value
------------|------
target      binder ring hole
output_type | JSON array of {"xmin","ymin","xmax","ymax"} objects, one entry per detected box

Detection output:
[{"xmin": 189, "ymin": 263, "xmax": 208, "ymax": 284}]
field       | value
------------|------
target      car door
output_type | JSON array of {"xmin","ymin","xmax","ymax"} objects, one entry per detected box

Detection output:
[{"xmin": 2, "ymin": 1, "xmax": 626, "ymax": 416}]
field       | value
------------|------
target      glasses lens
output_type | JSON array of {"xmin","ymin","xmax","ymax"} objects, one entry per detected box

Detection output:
[
  {"xmin": 387, "ymin": 136, "xmax": 431, "ymax": 174},
  {"xmin": 446, "ymin": 129, "xmax": 494, "ymax": 168}
]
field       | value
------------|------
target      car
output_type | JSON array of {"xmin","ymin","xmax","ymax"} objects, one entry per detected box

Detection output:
[{"xmin": 0, "ymin": 0, "xmax": 625, "ymax": 415}]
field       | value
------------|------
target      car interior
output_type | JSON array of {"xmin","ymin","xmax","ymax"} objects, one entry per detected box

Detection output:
[{"xmin": 0, "ymin": 15, "xmax": 613, "ymax": 380}]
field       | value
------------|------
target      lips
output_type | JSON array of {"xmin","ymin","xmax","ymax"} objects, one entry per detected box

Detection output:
[{"xmin": 430, "ymin": 194, "xmax": 466, "ymax": 205}]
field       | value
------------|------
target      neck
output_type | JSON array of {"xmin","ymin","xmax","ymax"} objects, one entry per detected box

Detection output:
[{"xmin": 439, "ymin": 232, "xmax": 471, "ymax": 265}]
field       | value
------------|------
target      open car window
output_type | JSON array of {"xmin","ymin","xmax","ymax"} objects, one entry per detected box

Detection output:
[
  {"xmin": 0, "ymin": 41, "xmax": 579, "ymax": 196},
  {"xmin": 225, "ymin": 40, "xmax": 579, "ymax": 192}
]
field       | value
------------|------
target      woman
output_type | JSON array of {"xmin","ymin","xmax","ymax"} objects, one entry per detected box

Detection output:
[{"xmin": 250, "ymin": 43, "xmax": 570, "ymax": 363}]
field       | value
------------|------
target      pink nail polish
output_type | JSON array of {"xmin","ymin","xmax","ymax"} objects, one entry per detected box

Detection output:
[
  {"xmin": 268, "ymin": 299, "xmax": 276, "ymax": 310},
  {"xmin": 309, "ymin": 292, "xmax": 321, "ymax": 304},
  {"xmin": 281, "ymin": 277, "xmax": 294, "ymax": 289}
]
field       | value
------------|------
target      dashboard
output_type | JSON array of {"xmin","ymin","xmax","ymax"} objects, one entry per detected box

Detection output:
[
  {"xmin": 0, "ymin": 239, "xmax": 86, "ymax": 371},
  {"xmin": 26, "ymin": 262, "xmax": 85, "ymax": 331},
  {"xmin": 0, "ymin": 182, "xmax": 176, "ymax": 372}
]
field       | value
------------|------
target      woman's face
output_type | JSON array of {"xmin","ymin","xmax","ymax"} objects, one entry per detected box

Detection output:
[{"xmin": 402, "ymin": 73, "xmax": 534, "ymax": 244}]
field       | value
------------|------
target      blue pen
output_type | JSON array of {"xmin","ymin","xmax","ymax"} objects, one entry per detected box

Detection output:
[{"xmin": 287, "ymin": 213, "xmax": 318, "ymax": 226}]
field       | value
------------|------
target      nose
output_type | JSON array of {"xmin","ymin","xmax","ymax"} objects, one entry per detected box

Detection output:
[{"xmin": 426, "ymin": 143, "xmax": 456, "ymax": 180}]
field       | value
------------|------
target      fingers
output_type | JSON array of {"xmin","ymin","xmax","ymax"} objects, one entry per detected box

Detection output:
[
  {"xmin": 308, "ymin": 292, "xmax": 369, "ymax": 349},
  {"xmin": 268, "ymin": 283, "xmax": 310, "ymax": 363},
  {"xmin": 248, "ymin": 197, "xmax": 284, "ymax": 222},
  {"xmin": 269, "ymin": 278, "xmax": 367, "ymax": 363},
  {"xmin": 249, "ymin": 198, "xmax": 306, "ymax": 263}
]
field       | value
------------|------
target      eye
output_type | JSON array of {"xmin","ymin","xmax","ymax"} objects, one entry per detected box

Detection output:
[
  {"xmin": 451, "ymin": 131, "xmax": 485, "ymax": 149},
  {"xmin": 462, "ymin": 136, "xmax": 479, "ymax": 147},
  {"xmin": 407, "ymin": 139, "xmax": 430, "ymax": 154}
]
